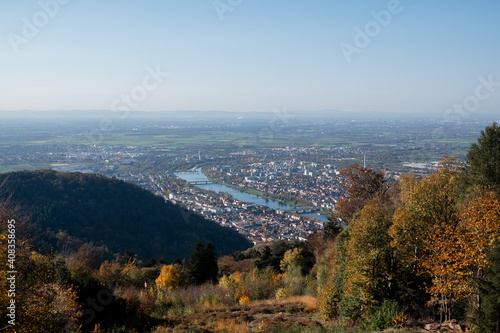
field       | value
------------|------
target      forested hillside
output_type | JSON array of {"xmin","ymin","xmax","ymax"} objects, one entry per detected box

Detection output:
[
  {"xmin": 0, "ymin": 170, "xmax": 252, "ymax": 261},
  {"xmin": 313, "ymin": 123, "xmax": 500, "ymax": 331}
]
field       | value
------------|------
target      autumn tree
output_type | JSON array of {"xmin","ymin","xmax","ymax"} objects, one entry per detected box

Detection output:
[
  {"xmin": 459, "ymin": 188, "xmax": 500, "ymax": 276},
  {"xmin": 416, "ymin": 187, "xmax": 500, "ymax": 321},
  {"xmin": 62, "ymin": 242, "xmax": 107, "ymax": 293},
  {"xmin": 307, "ymin": 231, "xmax": 329, "ymax": 259},
  {"xmin": 389, "ymin": 157, "xmax": 463, "ymax": 320},
  {"xmin": 461, "ymin": 122, "xmax": 500, "ymax": 329},
  {"xmin": 97, "ymin": 260, "xmax": 123, "ymax": 290},
  {"xmin": 0, "ymin": 249, "xmax": 82, "ymax": 332},
  {"xmin": 337, "ymin": 165, "xmax": 389, "ymax": 223},
  {"xmin": 390, "ymin": 157, "xmax": 500, "ymax": 321},
  {"xmin": 0, "ymin": 198, "xmax": 82, "ymax": 332},
  {"xmin": 317, "ymin": 244, "xmax": 343, "ymax": 319},
  {"xmin": 346, "ymin": 197, "xmax": 396, "ymax": 305},
  {"xmin": 390, "ymin": 157, "xmax": 461, "ymax": 266},
  {"xmin": 155, "ymin": 265, "xmax": 180, "ymax": 291},
  {"xmin": 219, "ymin": 267, "xmax": 283, "ymax": 302},
  {"xmin": 19, "ymin": 254, "xmax": 81, "ymax": 332},
  {"xmin": 458, "ymin": 188, "xmax": 500, "ymax": 303},
  {"xmin": 280, "ymin": 248, "xmax": 303, "ymax": 273},
  {"xmin": 280, "ymin": 247, "xmax": 305, "ymax": 296}
]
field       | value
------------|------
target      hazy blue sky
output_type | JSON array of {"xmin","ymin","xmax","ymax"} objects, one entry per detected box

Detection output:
[{"xmin": 1, "ymin": 0, "xmax": 499, "ymax": 115}]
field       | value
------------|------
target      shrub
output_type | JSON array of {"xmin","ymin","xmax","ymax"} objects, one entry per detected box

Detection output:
[
  {"xmin": 366, "ymin": 299, "xmax": 402, "ymax": 331},
  {"xmin": 337, "ymin": 292, "xmax": 363, "ymax": 326},
  {"xmin": 275, "ymin": 287, "xmax": 291, "ymax": 300},
  {"xmin": 220, "ymin": 268, "xmax": 283, "ymax": 302},
  {"xmin": 198, "ymin": 292, "xmax": 223, "ymax": 309},
  {"xmin": 239, "ymin": 295, "xmax": 251, "ymax": 305},
  {"xmin": 150, "ymin": 326, "xmax": 170, "ymax": 333},
  {"xmin": 283, "ymin": 271, "xmax": 306, "ymax": 296},
  {"xmin": 152, "ymin": 290, "xmax": 182, "ymax": 317}
]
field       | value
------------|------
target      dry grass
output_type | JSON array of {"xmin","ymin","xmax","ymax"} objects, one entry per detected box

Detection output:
[
  {"xmin": 175, "ymin": 283, "xmax": 233, "ymax": 307},
  {"xmin": 250, "ymin": 295, "xmax": 318, "ymax": 310},
  {"xmin": 152, "ymin": 295, "xmax": 321, "ymax": 332},
  {"xmin": 150, "ymin": 327, "xmax": 170, "ymax": 333},
  {"xmin": 210, "ymin": 318, "xmax": 251, "ymax": 332}
]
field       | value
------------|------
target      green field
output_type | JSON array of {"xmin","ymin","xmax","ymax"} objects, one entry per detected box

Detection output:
[{"xmin": 0, "ymin": 164, "xmax": 35, "ymax": 173}]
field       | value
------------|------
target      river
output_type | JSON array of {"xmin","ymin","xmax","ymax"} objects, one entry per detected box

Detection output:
[{"xmin": 175, "ymin": 169, "xmax": 328, "ymax": 222}]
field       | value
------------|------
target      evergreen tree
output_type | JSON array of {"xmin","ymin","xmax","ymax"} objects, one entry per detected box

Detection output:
[
  {"xmin": 474, "ymin": 243, "xmax": 500, "ymax": 332},
  {"xmin": 204, "ymin": 242, "xmax": 219, "ymax": 283},
  {"xmin": 119, "ymin": 250, "xmax": 135, "ymax": 265},
  {"xmin": 143, "ymin": 257, "xmax": 157, "ymax": 267},
  {"xmin": 188, "ymin": 241, "xmax": 205, "ymax": 284},
  {"xmin": 188, "ymin": 241, "xmax": 218, "ymax": 284},
  {"xmin": 256, "ymin": 246, "xmax": 272, "ymax": 270},
  {"xmin": 465, "ymin": 122, "xmax": 500, "ymax": 194},
  {"xmin": 323, "ymin": 218, "xmax": 343, "ymax": 241}
]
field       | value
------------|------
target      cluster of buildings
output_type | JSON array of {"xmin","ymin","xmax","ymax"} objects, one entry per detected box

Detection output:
[
  {"xmin": 134, "ymin": 172, "xmax": 327, "ymax": 243},
  {"xmin": 209, "ymin": 159, "xmax": 343, "ymax": 211}
]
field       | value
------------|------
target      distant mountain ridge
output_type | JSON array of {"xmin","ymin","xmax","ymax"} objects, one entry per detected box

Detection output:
[
  {"xmin": 0, "ymin": 170, "xmax": 252, "ymax": 261},
  {"xmin": 0, "ymin": 109, "xmax": 346, "ymax": 120},
  {"xmin": 2, "ymin": 110, "xmax": 496, "ymax": 121}
]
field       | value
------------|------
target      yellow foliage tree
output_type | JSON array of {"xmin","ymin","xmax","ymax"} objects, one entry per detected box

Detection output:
[
  {"xmin": 280, "ymin": 248, "xmax": 303, "ymax": 274},
  {"xmin": 346, "ymin": 197, "xmax": 394, "ymax": 305},
  {"xmin": 390, "ymin": 157, "xmax": 461, "ymax": 266},
  {"xmin": 155, "ymin": 265, "xmax": 180, "ymax": 291}
]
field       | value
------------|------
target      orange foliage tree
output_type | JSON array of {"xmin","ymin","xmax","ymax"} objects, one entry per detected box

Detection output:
[
  {"xmin": 457, "ymin": 188, "xmax": 500, "ymax": 301},
  {"xmin": 418, "ymin": 187, "xmax": 500, "ymax": 321}
]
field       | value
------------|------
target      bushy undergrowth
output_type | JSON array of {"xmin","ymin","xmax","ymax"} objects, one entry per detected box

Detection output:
[
  {"xmin": 152, "ymin": 283, "xmax": 234, "ymax": 317},
  {"xmin": 219, "ymin": 267, "xmax": 284, "ymax": 302},
  {"xmin": 365, "ymin": 300, "xmax": 404, "ymax": 331}
]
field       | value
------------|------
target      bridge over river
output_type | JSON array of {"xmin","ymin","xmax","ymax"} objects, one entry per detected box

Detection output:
[
  {"xmin": 188, "ymin": 180, "xmax": 217, "ymax": 185},
  {"xmin": 287, "ymin": 208, "xmax": 322, "ymax": 214}
]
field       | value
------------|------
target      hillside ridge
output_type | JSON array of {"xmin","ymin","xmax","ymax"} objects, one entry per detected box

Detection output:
[{"xmin": 0, "ymin": 169, "xmax": 251, "ymax": 261}]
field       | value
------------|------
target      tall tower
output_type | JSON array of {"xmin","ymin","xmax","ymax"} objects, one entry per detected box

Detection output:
[{"xmin": 363, "ymin": 153, "xmax": 366, "ymax": 169}]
